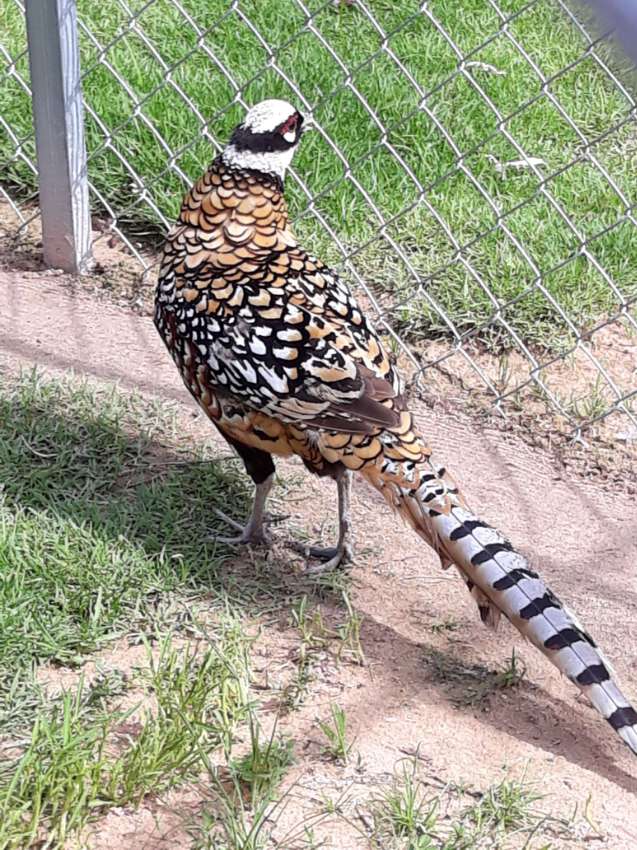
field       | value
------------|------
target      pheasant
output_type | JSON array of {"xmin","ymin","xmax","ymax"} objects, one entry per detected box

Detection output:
[{"xmin": 155, "ymin": 98, "xmax": 637, "ymax": 755}]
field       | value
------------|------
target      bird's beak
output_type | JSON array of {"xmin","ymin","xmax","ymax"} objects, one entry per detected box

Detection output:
[{"xmin": 301, "ymin": 117, "xmax": 315, "ymax": 134}]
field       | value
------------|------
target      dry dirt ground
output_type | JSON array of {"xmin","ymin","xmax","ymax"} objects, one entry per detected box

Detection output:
[{"xmin": 1, "ymin": 262, "xmax": 637, "ymax": 846}]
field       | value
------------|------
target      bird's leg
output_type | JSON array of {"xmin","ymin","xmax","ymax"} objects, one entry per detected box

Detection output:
[
  {"xmin": 293, "ymin": 470, "xmax": 355, "ymax": 572},
  {"xmin": 211, "ymin": 438, "xmax": 280, "ymax": 546},
  {"xmin": 214, "ymin": 472, "xmax": 274, "ymax": 546}
]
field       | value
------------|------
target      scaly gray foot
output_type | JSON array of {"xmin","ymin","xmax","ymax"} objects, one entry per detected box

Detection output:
[{"xmin": 210, "ymin": 508, "xmax": 273, "ymax": 546}]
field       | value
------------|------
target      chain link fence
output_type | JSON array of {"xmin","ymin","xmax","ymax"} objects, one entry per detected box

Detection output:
[{"xmin": 1, "ymin": 0, "xmax": 636, "ymax": 445}]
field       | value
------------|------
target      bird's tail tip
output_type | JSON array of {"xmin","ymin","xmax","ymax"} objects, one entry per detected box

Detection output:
[
  {"xmin": 605, "ymin": 703, "xmax": 637, "ymax": 756},
  {"xmin": 619, "ymin": 726, "xmax": 637, "ymax": 756},
  {"xmin": 618, "ymin": 724, "xmax": 637, "ymax": 756}
]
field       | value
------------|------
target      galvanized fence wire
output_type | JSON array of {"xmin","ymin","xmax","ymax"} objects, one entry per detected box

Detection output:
[
  {"xmin": 1, "ymin": 0, "xmax": 636, "ymax": 441},
  {"xmin": 0, "ymin": 33, "xmax": 38, "ymax": 229}
]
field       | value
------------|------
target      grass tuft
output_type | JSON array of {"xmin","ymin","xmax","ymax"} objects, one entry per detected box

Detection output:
[
  {"xmin": 229, "ymin": 717, "xmax": 295, "ymax": 808},
  {"xmin": 0, "ymin": 369, "xmax": 341, "ymax": 849},
  {"xmin": 0, "ymin": 624, "xmax": 252, "ymax": 850},
  {"xmin": 317, "ymin": 703, "xmax": 353, "ymax": 763},
  {"xmin": 368, "ymin": 760, "xmax": 576, "ymax": 849}
]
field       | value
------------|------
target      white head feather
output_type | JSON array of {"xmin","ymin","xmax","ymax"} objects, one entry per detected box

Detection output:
[
  {"xmin": 243, "ymin": 99, "xmax": 297, "ymax": 134},
  {"xmin": 222, "ymin": 99, "xmax": 301, "ymax": 180}
]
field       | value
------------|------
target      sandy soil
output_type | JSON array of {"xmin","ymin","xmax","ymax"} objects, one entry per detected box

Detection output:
[{"xmin": 1, "ymin": 256, "xmax": 637, "ymax": 847}]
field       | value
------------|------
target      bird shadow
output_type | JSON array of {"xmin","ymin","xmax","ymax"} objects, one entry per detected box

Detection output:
[{"xmin": 355, "ymin": 610, "xmax": 637, "ymax": 793}]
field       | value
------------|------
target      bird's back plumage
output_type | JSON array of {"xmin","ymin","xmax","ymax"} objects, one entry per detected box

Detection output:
[{"xmin": 155, "ymin": 108, "xmax": 637, "ymax": 756}]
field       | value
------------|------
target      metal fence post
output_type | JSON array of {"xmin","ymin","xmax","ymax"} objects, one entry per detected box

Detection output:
[{"xmin": 25, "ymin": 0, "xmax": 91, "ymax": 273}]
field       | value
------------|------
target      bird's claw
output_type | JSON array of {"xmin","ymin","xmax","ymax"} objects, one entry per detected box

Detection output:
[
  {"xmin": 208, "ymin": 507, "xmax": 282, "ymax": 547},
  {"xmin": 288, "ymin": 540, "xmax": 354, "ymax": 573},
  {"xmin": 214, "ymin": 531, "xmax": 272, "ymax": 546},
  {"xmin": 212, "ymin": 509, "xmax": 245, "ymax": 534}
]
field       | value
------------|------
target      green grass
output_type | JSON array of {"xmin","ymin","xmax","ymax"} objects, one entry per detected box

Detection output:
[
  {"xmin": 282, "ymin": 591, "xmax": 365, "ymax": 708},
  {"xmin": 317, "ymin": 703, "xmax": 353, "ymax": 763},
  {"xmin": 0, "ymin": 369, "xmax": 243, "ymax": 698},
  {"xmin": 368, "ymin": 761, "xmax": 576, "ymax": 849},
  {"xmin": 0, "ymin": 367, "xmax": 319, "ymax": 735},
  {"xmin": 0, "ymin": 368, "xmax": 600, "ymax": 847},
  {"xmin": 1, "ymin": 0, "xmax": 636, "ymax": 347},
  {"xmin": 0, "ymin": 627, "xmax": 253, "ymax": 850},
  {"xmin": 229, "ymin": 718, "xmax": 295, "ymax": 807}
]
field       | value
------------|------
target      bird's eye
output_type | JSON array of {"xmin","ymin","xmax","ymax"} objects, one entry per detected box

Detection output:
[{"xmin": 278, "ymin": 114, "xmax": 298, "ymax": 135}]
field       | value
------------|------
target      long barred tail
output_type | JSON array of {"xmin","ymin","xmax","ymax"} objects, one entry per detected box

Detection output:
[{"xmin": 364, "ymin": 458, "xmax": 637, "ymax": 755}]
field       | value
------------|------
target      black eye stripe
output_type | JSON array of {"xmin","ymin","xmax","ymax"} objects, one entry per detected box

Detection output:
[{"xmin": 229, "ymin": 110, "xmax": 304, "ymax": 153}]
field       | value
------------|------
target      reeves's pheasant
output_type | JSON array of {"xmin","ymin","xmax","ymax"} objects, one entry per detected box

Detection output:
[{"xmin": 155, "ymin": 99, "xmax": 637, "ymax": 755}]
